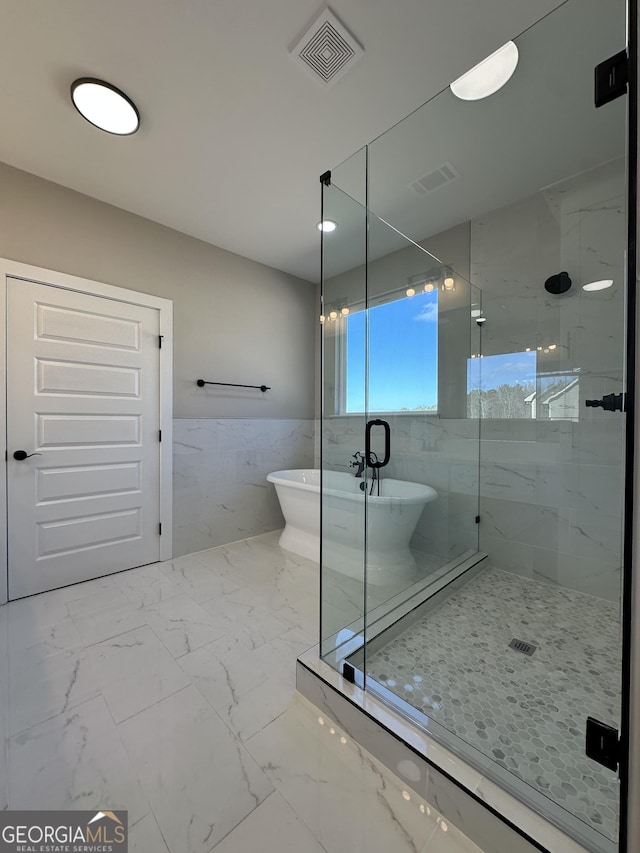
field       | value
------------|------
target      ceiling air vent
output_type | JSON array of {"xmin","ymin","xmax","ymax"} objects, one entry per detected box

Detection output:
[
  {"xmin": 290, "ymin": 6, "xmax": 364, "ymax": 88},
  {"xmin": 409, "ymin": 162, "xmax": 459, "ymax": 195}
]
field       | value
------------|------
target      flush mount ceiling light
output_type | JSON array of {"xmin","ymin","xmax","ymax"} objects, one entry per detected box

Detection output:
[
  {"xmin": 583, "ymin": 279, "xmax": 614, "ymax": 291},
  {"xmin": 450, "ymin": 41, "xmax": 519, "ymax": 101},
  {"xmin": 317, "ymin": 219, "xmax": 337, "ymax": 232},
  {"xmin": 70, "ymin": 78, "xmax": 140, "ymax": 135}
]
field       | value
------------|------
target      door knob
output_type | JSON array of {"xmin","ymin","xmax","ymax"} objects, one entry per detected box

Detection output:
[{"xmin": 13, "ymin": 450, "xmax": 42, "ymax": 461}]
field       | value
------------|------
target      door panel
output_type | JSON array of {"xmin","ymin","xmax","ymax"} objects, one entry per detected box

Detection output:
[
  {"xmin": 7, "ymin": 278, "xmax": 161, "ymax": 598},
  {"xmin": 36, "ymin": 463, "xmax": 141, "ymax": 503}
]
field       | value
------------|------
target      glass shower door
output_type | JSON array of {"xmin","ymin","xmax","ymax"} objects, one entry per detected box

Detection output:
[{"xmin": 356, "ymin": 0, "xmax": 629, "ymax": 850}]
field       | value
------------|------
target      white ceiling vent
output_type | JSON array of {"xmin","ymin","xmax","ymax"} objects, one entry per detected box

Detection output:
[
  {"xmin": 290, "ymin": 6, "xmax": 363, "ymax": 88},
  {"xmin": 409, "ymin": 162, "xmax": 459, "ymax": 195}
]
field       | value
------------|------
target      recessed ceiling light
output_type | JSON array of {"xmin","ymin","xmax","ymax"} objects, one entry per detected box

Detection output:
[
  {"xmin": 583, "ymin": 279, "xmax": 614, "ymax": 291},
  {"xmin": 450, "ymin": 41, "xmax": 519, "ymax": 101},
  {"xmin": 71, "ymin": 78, "xmax": 140, "ymax": 135},
  {"xmin": 317, "ymin": 220, "xmax": 337, "ymax": 232}
]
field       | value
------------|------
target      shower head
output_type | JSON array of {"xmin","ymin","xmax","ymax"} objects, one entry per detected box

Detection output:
[{"xmin": 544, "ymin": 272, "xmax": 572, "ymax": 294}]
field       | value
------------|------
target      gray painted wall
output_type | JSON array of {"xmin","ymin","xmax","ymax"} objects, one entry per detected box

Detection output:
[{"xmin": 0, "ymin": 161, "xmax": 316, "ymax": 420}]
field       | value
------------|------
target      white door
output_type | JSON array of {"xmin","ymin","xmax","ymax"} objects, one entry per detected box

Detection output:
[{"xmin": 7, "ymin": 277, "xmax": 162, "ymax": 599}]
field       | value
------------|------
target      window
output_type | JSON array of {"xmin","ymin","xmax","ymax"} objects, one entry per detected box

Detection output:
[{"xmin": 342, "ymin": 290, "xmax": 438, "ymax": 413}]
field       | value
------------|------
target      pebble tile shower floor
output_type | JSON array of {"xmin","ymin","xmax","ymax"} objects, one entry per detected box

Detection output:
[{"xmin": 366, "ymin": 567, "xmax": 620, "ymax": 843}]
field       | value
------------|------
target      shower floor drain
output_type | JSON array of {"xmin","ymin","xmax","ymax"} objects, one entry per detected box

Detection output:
[{"xmin": 508, "ymin": 638, "xmax": 537, "ymax": 656}]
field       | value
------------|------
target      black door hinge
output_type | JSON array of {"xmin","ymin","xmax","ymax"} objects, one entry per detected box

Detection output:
[
  {"xmin": 159, "ymin": 523, "xmax": 162, "ymax": 535},
  {"xmin": 159, "ymin": 430, "xmax": 162, "ymax": 442},
  {"xmin": 586, "ymin": 717, "xmax": 620, "ymax": 772},
  {"xmin": 320, "ymin": 170, "xmax": 332, "ymax": 186},
  {"xmin": 595, "ymin": 50, "xmax": 629, "ymax": 108},
  {"xmin": 475, "ymin": 515, "xmax": 481, "ymax": 524},
  {"xmin": 342, "ymin": 662, "xmax": 355, "ymax": 683},
  {"xmin": 159, "ymin": 335, "xmax": 163, "ymax": 348},
  {"xmin": 585, "ymin": 392, "xmax": 626, "ymax": 412}
]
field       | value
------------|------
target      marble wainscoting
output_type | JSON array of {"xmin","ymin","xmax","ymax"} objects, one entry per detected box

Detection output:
[
  {"xmin": 478, "ymin": 419, "xmax": 623, "ymax": 602},
  {"xmin": 173, "ymin": 418, "xmax": 315, "ymax": 557}
]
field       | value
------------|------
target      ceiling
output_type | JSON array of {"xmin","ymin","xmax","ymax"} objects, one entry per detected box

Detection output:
[
  {"xmin": 0, "ymin": 0, "xmax": 568, "ymax": 283},
  {"xmin": 323, "ymin": 0, "xmax": 627, "ymax": 278}
]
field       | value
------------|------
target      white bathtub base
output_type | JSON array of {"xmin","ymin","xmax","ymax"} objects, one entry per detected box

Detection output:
[
  {"xmin": 278, "ymin": 524, "xmax": 320, "ymax": 563},
  {"xmin": 322, "ymin": 540, "xmax": 419, "ymax": 586}
]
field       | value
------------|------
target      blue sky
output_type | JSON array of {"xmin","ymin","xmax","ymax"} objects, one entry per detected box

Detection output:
[{"xmin": 346, "ymin": 291, "xmax": 438, "ymax": 412}]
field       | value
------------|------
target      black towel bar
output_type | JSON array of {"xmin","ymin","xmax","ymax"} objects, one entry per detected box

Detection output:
[{"xmin": 196, "ymin": 379, "xmax": 270, "ymax": 392}]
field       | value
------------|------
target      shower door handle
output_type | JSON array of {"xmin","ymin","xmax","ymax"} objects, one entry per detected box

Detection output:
[{"xmin": 365, "ymin": 419, "xmax": 390, "ymax": 468}]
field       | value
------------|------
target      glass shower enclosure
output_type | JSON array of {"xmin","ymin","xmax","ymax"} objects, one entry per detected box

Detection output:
[{"xmin": 319, "ymin": 1, "xmax": 631, "ymax": 850}]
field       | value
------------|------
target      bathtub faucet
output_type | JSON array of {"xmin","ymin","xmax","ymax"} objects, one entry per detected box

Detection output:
[{"xmin": 350, "ymin": 451, "xmax": 366, "ymax": 478}]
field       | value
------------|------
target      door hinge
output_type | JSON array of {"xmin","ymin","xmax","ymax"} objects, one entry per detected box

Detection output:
[
  {"xmin": 159, "ymin": 335, "xmax": 164, "ymax": 348},
  {"xmin": 342, "ymin": 662, "xmax": 355, "ymax": 683},
  {"xmin": 159, "ymin": 430, "xmax": 162, "ymax": 442},
  {"xmin": 595, "ymin": 49, "xmax": 629, "ymax": 108},
  {"xmin": 159, "ymin": 522, "xmax": 162, "ymax": 535},
  {"xmin": 585, "ymin": 717, "xmax": 620, "ymax": 772},
  {"xmin": 475, "ymin": 515, "xmax": 481, "ymax": 524},
  {"xmin": 585, "ymin": 392, "xmax": 625, "ymax": 412},
  {"xmin": 320, "ymin": 170, "xmax": 332, "ymax": 186}
]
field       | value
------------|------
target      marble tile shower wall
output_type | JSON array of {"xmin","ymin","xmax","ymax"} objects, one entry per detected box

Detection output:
[
  {"xmin": 324, "ymin": 415, "xmax": 623, "ymax": 601},
  {"xmin": 323, "ymin": 415, "xmax": 480, "ymax": 563},
  {"xmin": 472, "ymin": 162, "xmax": 626, "ymax": 602},
  {"xmin": 173, "ymin": 419, "xmax": 315, "ymax": 557},
  {"xmin": 478, "ymin": 420, "xmax": 623, "ymax": 601}
]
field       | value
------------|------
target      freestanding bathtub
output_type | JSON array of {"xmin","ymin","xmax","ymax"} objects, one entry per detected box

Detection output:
[{"xmin": 266, "ymin": 469, "xmax": 437, "ymax": 585}]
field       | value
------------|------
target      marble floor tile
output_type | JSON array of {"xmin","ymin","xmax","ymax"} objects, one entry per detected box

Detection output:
[
  {"xmin": 199, "ymin": 595, "xmax": 292, "ymax": 651},
  {"xmin": 70, "ymin": 600, "xmax": 148, "ymax": 646},
  {"xmin": 7, "ymin": 646, "xmax": 100, "ymax": 735},
  {"xmin": 87, "ymin": 626, "xmax": 191, "ymax": 723},
  {"xmin": 216, "ymin": 673, "xmax": 296, "ymax": 742},
  {"xmin": 129, "ymin": 813, "xmax": 170, "ymax": 853},
  {"xmin": 159, "ymin": 554, "xmax": 241, "ymax": 601},
  {"xmin": 119, "ymin": 685, "xmax": 274, "ymax": 853},
  {"xmin": 210, "ymin": 791, "xmax": 326, "ymax": 853},
  {"xmin": 246, "ymin": 700, "xmax": 440, "ymax": 853},
  {"xmin": 142, "ymin": 593, "xmax": 228, "ymax": 658},
  {"xmin": 66, "ymin": 583, "xmax": 132, "ymax": 618},
  {"xmin": 0, "ymin": 531, "xmax": 485, "ymax": 853},
  {"xmin": 115, "ymin": 564, "xmax": 185, "ymax": 608},
  {"xmin": 178, "ymin": 641, "xmax": 271, "ymax": 713},
  {"xmin": 8, "ymin": 695, "xmax": 149, "ymax": 824},
  {"xmin": 4, "ymin": 587, "xmax": 71, "ymax": 633},
  {"xmin": 423, "ymin": 820, "xmax": 484, "ymax": 853},
  {"xmin": 7, "ymin": 615, "xmax": 83, "ymax": 664}
]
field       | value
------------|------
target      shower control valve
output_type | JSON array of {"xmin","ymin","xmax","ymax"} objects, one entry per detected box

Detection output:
[{"xmin": 350, "ymin": 451, "xmax": 366, "ymax": 478}]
